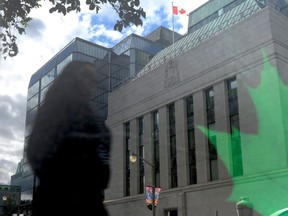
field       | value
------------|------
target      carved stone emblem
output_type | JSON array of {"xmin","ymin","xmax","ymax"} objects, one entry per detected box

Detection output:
[{"xmin": 164, "ymin": 59, "xmax": 180, "ymax": 89}]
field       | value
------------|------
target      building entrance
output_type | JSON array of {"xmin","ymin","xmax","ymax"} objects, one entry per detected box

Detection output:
[{"xmin": 165, "ymin": 209, "xmax": 178, "ymax": 216}]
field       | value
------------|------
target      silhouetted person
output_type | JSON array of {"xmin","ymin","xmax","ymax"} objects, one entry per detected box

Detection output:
[{"xmin": 27, "ymin": 61, "xmax": 111, "ymax": 216}]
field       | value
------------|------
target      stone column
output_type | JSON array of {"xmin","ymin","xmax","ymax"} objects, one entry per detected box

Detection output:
[
  {"xmin": 194, "ymin": 90, "xmax": 210, "ymax": 183},
  {"xmin": 159, "ymin": 106, "xmax": 170, "ymax": 189},
  {"xmin": 143, "ymin": 113, "xmax": 153, "ymax": 187},
  {"xmin": 105, "ymin": 124, "xmax": 125, "ymax": 199}
]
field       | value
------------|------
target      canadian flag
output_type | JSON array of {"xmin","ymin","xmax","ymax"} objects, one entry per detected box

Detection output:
[{"xmin": 172, "ymin": 6, "xmax": 188, "ymax": 16}]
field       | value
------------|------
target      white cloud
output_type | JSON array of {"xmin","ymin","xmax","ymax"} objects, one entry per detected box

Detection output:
[
  {"xmin": 0, "ymin": 0, "xmax": 208, "ymax": 185},
  {"xmin": 0, "ymin": 94, "xmax": 26, "ymax": 184},
  {"xmin": 90, "ymin": 24, "xmax": 123, "ymax": 42}
]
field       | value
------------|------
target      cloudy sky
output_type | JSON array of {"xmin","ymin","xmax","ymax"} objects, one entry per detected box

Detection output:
[{"xmin": 0, "ymin": 0, "xmax": 208, "ymax": 185}]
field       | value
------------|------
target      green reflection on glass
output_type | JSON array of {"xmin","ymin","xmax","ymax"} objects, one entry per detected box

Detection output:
[{"xmin": 198, "ymin": 50, "xmax": 288, "ymax": 215}]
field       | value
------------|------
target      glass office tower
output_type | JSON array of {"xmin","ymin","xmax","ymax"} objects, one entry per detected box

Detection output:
[
  {"xmin": 21, "ymin": 38, "xmax": 111, "ymax": 200},
  {"xmin": 21, "ymin": 27, "xmax": 177, "ymax": 200}
]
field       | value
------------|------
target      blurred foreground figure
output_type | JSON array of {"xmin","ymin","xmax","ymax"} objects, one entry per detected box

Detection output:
[{"xmin": 27, "ymin": 61, "xmax": 111, "ymax": 216}]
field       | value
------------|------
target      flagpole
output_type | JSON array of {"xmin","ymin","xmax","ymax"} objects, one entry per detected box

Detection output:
[{"xmin": 172, "ymin": 1, "xmax": 175, "ymax": 44}]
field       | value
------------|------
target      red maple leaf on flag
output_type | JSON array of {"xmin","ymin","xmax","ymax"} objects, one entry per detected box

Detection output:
[{"xmin": 179, "ymin": 8, "xmax": 186, "ymax": 14}]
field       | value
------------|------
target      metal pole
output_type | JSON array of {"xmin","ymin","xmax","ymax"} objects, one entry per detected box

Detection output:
[
  {"xmin": 17, "ymin": 203, "xmax": 20, "ymax": 216},
  {"xmin": 152, "ymin": 162, "xmax": 156, "ymax": 216},
  {"xmin": 130, "ymin": 152, "xmax": 157, "ymax": 216},
  {"xmin": 172, "ymin": 1, "xmax": 175, "ymax": 44}
]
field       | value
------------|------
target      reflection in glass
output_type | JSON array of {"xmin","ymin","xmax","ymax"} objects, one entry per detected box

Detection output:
[
  {"xmin": 152, "ymin": 111, "xmax": 160, "ymax": 187},
  {"xmin": 56, "ymin": 54, "xmax": 72, "ymax": 75},
  {"xmin": 227, "ymin": 78, "xmax": 243, "ymax": 177},
  {"xmin": 41, "ymin": 68, "xmax": 55, "ymax": 89},
  {"xmin": 169, "ymin": 103, "xmax": 177, "ymax": 188},
  {"xmin": 138, "ymin": 117, "xmax": 145, "ymax": 194},
  {"xmin": 27, "ymin": 81, "xmax": 39, "ymax": 100},
  {"xmin": 206, "ymin": 88, "xmax": 218, "ymax": 181},
  {"xmin": 27, "ymin": 94, "xmax": 39, "ymax": 112},
  {"xmin": 125, "ymin": 122, "xmax": 131, "ymax": 196},
  {"xmin": 186, "ymin": 96, "xmax": 197, "ymax": 184}
]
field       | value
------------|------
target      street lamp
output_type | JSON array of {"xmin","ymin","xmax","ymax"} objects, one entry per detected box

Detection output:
[
  {"xmin": 2, "ymin": 195, "xmax": 20, "ymax": 216},
  {"xmin": 130, "ymin": 153, "xmax": 156, "ymax": 216},
  {"xmin": 236, "ymin": 197, "xmax": 253, "ymax": 216}
]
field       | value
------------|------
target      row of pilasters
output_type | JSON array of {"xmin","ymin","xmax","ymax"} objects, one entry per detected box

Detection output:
[{"xmin": 128, "ymin": 81, "xmax": 232, "ymax": 195}]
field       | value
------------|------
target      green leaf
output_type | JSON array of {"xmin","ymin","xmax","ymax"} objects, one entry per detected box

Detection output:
[
  {"xmin": 49, "ymin": 7, "xmax": 57, "ymax": 13},
  {"xmin": 114, "ymin": 21, "xmax": 123, "ymax": 32},
  {"xmin": 16, "ymin": 26, "xmax": 25, "ymax": 35},
  {"xmin": 1, "ymin": 0, "xmax": 146, "ymax": 59},
  {"xmin": 89, "ymin": 3, "xmax": 95, "ymax": 10},
  {"xmin": 95, "ymin": 5, "xmax": 100, "ymax": 13},
  {"xmin": 197, "ymin": 50, "xmax": 288, "ymax": 215},
  {"xmin": 3, "ymin": 48, "xmax": 8, "ymax": 54},
  {"xmin": 134, "ymin": 0, "xmax": 140, "ymax": 7}
]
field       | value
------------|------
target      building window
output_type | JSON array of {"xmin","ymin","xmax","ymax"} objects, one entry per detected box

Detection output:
[
  {"xmin": 27, "ymin": 81, "xmax": 40, "ymax": 100},
  {"xmin": 206, "ymin": 88, "xmax": 218, "ymax": 181},
  {"xmin": 138, "ymin": 117, "xmax": 145, "ymax": 194},
  {"xmin": 125, "ymin": 122, "xmax": 130, "ymax": 196},
  {"xmin": 227, "ymin": 78, "xmax": 243, "ymax": 177},
  {"xmin": 40, "ymin": 85, "xmax": 50, "ymax": 103},
  {"xmin": 152, "ymin": 111, "xmax": 160, "ymax": 187},
  {"xmin": 27, "ymin": 93, "xmax": 39, "ymax": 112},
  {"xmin": 186, "ymin": 96, "xmax": 197, "ymax": 184},
  {"xmin": 41, "ymin": 68, "xmax": 55, "ymax": 89},
  {"xmin": 169, "ymin": 103, "xmax": 177, "ymax": 188},
  {"xmin": 56, "ymin": 54, "xmax": 72, "ymax": 75},
  {"xmin": 165, "ymin": 209, "xmax": 178, "ymax": 216}
]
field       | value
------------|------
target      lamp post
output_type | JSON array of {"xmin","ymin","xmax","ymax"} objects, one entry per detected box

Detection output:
[
  {"xmin": 2, "ymin": 195, "xmax": 20, "ymax": 216},
  {"xmin": 236, "ymin": 197, "xmax": 253, "ymax": 216},
  {"xmin": 130, "ymin": 153, "xmax": 156, "ymax": 216}
]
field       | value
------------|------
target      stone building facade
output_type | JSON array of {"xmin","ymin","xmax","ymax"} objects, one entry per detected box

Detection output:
[{"xmin": 105, "ymin": 1, "xmax": 288, "ymax": 215}]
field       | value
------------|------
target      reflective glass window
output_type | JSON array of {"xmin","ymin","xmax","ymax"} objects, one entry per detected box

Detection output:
[
  {"xmin": 41, "ymin": 68, "xmax": 55, "ymax": 89},
  {"xmin": 24, "ymin": 124, "xmax": 33, "ymax": 138},
  {"xmin": 136, "ymin": 50, "xmax": 150, "ymax": 65},
  {"xmin": 206, "ymin": 88, "xmax": 215, "ymax": 124},
  {"xmin": 227, "ymin": 78, "xmax": 243, "ymax": 177},
  {"xmin": 169, "ymin": 103, "xmax": 177, "ymax": 188},
  {"xmin": 135, "ymin": 49, "xmax": 153, "ymax": 75},
  {"xmin": 206, "ymin": 88, "xmax": 218, "ymax": 181},
  {"xmin": 152, "ymin": 111, "xmax": 160, "ymax": 187},
  {"xmin": 228, "ymin": 78, "xmax": 238, "ymax": 116},
  {"xmin": 73, "ymin": 52, "xmax": 97, "ymax": 63},
  {"xmin": 125, "ymin": 122, "xmax": 131, "ymax": 196},
  {"xmin": 40, "ymin": 85, "xmax": 51, "ymax": 103},
  {"xmin": 27, "ymin": 93, "xmax": 39, "ymax": 112},
  {"xmin": 20, "ymin": 173, "xmax": 34, "ymax": 201},
  {"xmin": 57, "ymin": 54, "xmax": 72, "ymax": 75},
  {"xmin": 21, "ymin": 190, "xmax": 33, "ymax": 201},
  {"xmin": 113, "ymin": 37, "xmax": 132, "ymax": 55},
  {"xmin": 186, "ymin": 96, "xmax": 197, "ymax": 184},
  {"xmin": 27, "ymin": 81, "xmax": 39, "ymax": 99},
  {"xmin": 26, "ymin": 106, "xmax": 38, "ymax": 126},
  {"xmin": 208, "ymin": 123, "xmax": 218, "ymax": 181},
  {"xmin": 138, "ymin": 117, "xmax": 145, "ymax": 194}
]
